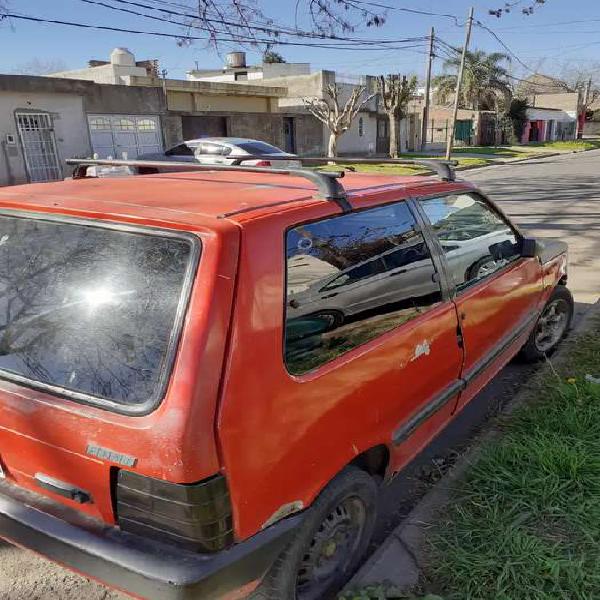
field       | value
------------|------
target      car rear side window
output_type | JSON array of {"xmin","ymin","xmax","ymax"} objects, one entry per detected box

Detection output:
[
  {"xmin": 419, "ymin": 194, "xmax": 519, "ymax": 291},
  {"xmin": 285, "ymin": 202, "xmax": 442, "ymax": 375},
  {"xmin": 165, "ymin": 143, "xmax": 197, "ymax": 156},
  {"xmin": 237, "ymin": 141, "xmax": 283, "ymax": 154},
  {"xmin": 0, "ymin": 215, "xmax": 196, "ymax": 409}
]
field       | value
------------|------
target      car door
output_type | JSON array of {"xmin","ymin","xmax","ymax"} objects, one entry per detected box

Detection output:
[
  {"xmin": 282, "ymin": 200, "xmax": 464, "ymax": 472},
  {"xmin": 417, "ymin": 192, "xmax": 544, "ymax": 411}
]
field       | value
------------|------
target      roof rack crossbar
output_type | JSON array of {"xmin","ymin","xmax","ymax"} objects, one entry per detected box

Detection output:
[
  {"xmin": 65, "ymin": 158, "xmax": 351, "ymax": 213},
  {"xmin": 229, "ymin": 156, "xmax": 457, "ymax": 182}
]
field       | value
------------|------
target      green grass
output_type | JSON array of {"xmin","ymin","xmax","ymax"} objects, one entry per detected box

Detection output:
[
  {"xmin": 315, "ymin": 156, "xmax": 490, "ymax": 176},
  {"xmin": 340, "ymin": 314, "xmax": 600, "ymax": 600},
  {"xmin": 424, "ymin": 313, "xmax": 600, "ymax": 600},
  {"xmin": 450, "ymin": 146, "xmax": 526, "ymax": 157},
  {"xmin": 526, "ymin": 139, "xmax": 600, "ymax": 151}
]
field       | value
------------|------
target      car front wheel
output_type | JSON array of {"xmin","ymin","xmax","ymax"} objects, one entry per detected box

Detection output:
[
  {"xmin": 520, "ymin": 285, "xmax": 574, "ymax": 361},
  {"xmin": 250, "ymin": 467, "xmax": 378, "ymax": 600}
]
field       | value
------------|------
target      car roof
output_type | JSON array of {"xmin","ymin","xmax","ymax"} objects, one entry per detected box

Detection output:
[
  {"xmin": 0, "ymin": 171, "xmax": 473, "ymax": 231},
  {"xmin": 181, "ymin": 137, "xmax": 276, "ymax": 147}
]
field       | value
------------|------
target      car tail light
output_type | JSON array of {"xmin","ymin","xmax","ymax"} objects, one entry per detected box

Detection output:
[
  {"xmin": 115, "ymin": 470, "xmax": 234, "ymax": 552},
  {"xmin": 254, "ymin": 160, "xmax": 271, "ymax": 166}
]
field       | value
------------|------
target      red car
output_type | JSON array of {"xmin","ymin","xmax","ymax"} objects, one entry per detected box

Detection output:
[{"xmin": 0, "ymin": 159, "xmax": 572, "ymax": 599}]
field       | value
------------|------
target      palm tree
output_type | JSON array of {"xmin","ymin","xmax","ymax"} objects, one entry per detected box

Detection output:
[{"xmin": 433, "ymin": 49, "xmax": 512, "ymax": 111}]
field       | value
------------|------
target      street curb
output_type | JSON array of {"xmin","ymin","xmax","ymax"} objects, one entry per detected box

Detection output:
[
  {"xmin": 345, "ymin": 299, "xmax": 600, "ymax": 594},
  {"xmin": 455, "ymin": 145, "xmax": 600, "ymax": 176},
  {"xmin": 454, "ymin": 151, "xmax": 561, "ymax": 174}
]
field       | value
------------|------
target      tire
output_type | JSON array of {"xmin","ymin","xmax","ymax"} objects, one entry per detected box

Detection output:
[
  {"xmin": 520, "ymin": 285, "xmax": 574, "ymax": 362},
  {"xmin": 466, "ymin": 255, "xmax": 496, "ymax": 281},
  {"xmin": 249, "ymin": 467, "xmax": 378, "ymax": 600},
  {"xmin": 315, "ymin": 310, "xmax": 344, "ymax": 330}
]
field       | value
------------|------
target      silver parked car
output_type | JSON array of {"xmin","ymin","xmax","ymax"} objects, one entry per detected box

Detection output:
[
  {"xmin": 287, "ymin": 227, "xmax": 515, "ymax": 327},
  {"xmin": 136, "ymin": 137, "xmax": 301, "ymax": 172}
]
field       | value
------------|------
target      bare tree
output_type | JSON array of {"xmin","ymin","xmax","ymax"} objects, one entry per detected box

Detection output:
[
  {"xmin": 559, "ymin": 63, "xmax": 600, "ymax": 108},
  {"xmin": 303, "ymin": 84, "xmax": 375, "ymax": 157},
  {"xmin": 489, "ymin": 0, "xmax": 547, "ymax": 17},
  {"xmin": 376, "ymin": 74, "xmax": 418, "ymax": 158},
  {"xmin": 177, "ymin": 0, "xmax": 386, "ymax": 49}
]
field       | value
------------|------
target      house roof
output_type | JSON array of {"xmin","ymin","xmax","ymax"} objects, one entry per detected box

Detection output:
[{"xmin": 517, "ymin": 73, "xmax": 572, "ymax": 95}]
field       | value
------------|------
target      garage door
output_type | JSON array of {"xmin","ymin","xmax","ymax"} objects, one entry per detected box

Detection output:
[{"xmin": 88, "ymin": 114, "xmax": 162, "ymax": 159}]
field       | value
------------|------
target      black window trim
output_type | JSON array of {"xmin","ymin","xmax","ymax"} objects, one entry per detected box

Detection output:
[
  {"xmin": 0, "ymin": 208, "xmax": 201, "ymax": 417},
  {"xmin": 411, "ymin": 190, "xmax": 525, "ymax": 298},
  {"xmin": 282, "ymin": 198, "xmax": 450, "ymax": 378},
  {"xmin": 165, "ymin": 142, "xmax": 198, "ymax": 156}
]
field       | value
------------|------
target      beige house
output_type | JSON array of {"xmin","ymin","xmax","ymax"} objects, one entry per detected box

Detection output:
[
  {"xmin": 48, "ymin": 48, "xmax": 323, "ymax": 156},
  {"xmin": 188, "ymin": 52, "xmax": 422, "ymax": 155}
]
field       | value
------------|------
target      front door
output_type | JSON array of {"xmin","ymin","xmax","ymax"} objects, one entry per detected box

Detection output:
[
  {"xmin": 15, "ymin": 112, "xmax": 62, "ymax": 182},
  {"xmin": 529, "ymin": 121, "xmax": 540, "ymax": 142},
  {"xmin": 454, "ymin": 119, "xmax": 473, "ymax": 145},
  {"xmin": 283, "ymin": 117, "xmax": 296, "ymax": 153},
  {"xmin": 417, "ymin": 192, "xmax": 544, "ymax": 411},
  {"xmin": 376, "ymin": 117, "xmax": 390, "ymax": 154}
]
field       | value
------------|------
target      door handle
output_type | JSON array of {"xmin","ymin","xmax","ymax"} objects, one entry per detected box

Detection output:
[
  {"xmin": 388, "ymin": 269, "xmax": 407, "ymax": 277},
  {"xmin": 323, "ymin": 292, "xmax": 338, "ymax": 298},
  {"xmin": 34, "ymin": 473, "xmax": 92, "ymax": 504}
]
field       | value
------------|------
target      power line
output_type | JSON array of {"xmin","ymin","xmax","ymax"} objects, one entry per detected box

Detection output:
[
  {"xmin": 3, "ymin": 13, "xmax": 429, "ymax": 51},
  {"xmin": 96, "ymin": 0, "xmax": 428, "ymax": 45},
  {"xmin": 495, "ymin": 17, "xmax": 600, "ymax": 31},
  {"xmin": 350, "ymin": 1, "xmax": 465, "ymax": 26},
  {"xmin": 474, "ymin": 21, "xmax": 535, "ymax": 72},
  {"xmin": 435, "ymin": 20, "xmax": 536, "ymax": 74}
]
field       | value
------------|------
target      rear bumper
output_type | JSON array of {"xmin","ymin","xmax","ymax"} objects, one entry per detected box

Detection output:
[{"xmin": 0, "ymin": 481, "xmax": 301, "ymax": 600}]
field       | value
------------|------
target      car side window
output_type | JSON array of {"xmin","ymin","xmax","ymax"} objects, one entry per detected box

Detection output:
[
  {"xmin": 285, "ymin": 202, "xmax": 443, "ymax": 375},
  {"xmin": 418, "ymin": 193, "xmax": 520, "ymax": 291},
  {"xmin": 165, "ymin": 143, "xmax": 196, "ymax": 156},
  {"xmin": 198, "ymin": 143, "xmax": 225, "ymax": 155}
]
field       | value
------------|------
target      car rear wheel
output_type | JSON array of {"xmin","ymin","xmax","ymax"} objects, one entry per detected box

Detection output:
[
  {"xmin": 466, "ymin": 255, "xmax": 497, "ymax": 281},
  {"xmin": 249, "ymin": 467, "xmax": 378, "ymax": 600},
  {"xmin": 520, "ymin": 285, "xmax": 573, "ymax": 362},
  {"xmin": 314, "ymin": 310, "xmax": 344, "ymax": 330}
]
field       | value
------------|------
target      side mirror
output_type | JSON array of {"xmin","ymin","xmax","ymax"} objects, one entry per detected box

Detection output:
[{"xmin": 520, "ymin": 237, "xmax": 539, "ymax": 258}]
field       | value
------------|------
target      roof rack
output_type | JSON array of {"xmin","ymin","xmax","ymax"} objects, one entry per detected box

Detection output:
[
  {"xmin": 65, "ymin": 156, "xmax": 457, "ymax": 215},
  {"xmin": 66, "ymin": 158, "xmax": 351, "ymax": 212},
  {"xmin": 228, "ymin": 156, "xmax": 457, "ymax": 182}
]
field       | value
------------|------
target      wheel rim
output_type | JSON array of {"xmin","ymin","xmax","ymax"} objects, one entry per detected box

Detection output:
[
  {"xmin": 534, "ymin": 298, "xmax": 569, "ymax": 353},
  {"xmin": 475, "ymin": 259, "xmax": 497, "ymax": 278},
  {"xmin": 296, "ymin": 496, "xmax": 366, "ymax": 600}
]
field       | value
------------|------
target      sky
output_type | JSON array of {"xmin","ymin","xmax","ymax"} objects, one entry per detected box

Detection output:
[{"xmin": 1, "ymin": 0, "xmax": 600, "ymax": 81}]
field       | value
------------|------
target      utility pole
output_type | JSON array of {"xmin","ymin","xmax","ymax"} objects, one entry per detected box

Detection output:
[
  {"xmin": 421, "ymin": 27, "xmax": 435, "ymax": 152},
  {"xmin": 161, "ymin": 68, "xmax": 169, "ymax": 106},
  {"xmin": 445, "ymin": 7, "xmax": 474, "ymax": 160},
  {"xmin": 579, "ymin": 76, "xmax": 592, "ymax": 138},
  {"xmin": 584, "ymin": 77, "xmax": 592, "ymax": 106}
]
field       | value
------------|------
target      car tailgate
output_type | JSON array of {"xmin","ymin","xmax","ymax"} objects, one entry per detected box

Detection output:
[{"xmin": 0, "ymin": 210, "xmax": 239, "ymax": 524}]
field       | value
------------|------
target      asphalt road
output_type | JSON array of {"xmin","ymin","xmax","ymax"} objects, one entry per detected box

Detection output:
[{"xmin": 2, "ymin": 150, "xmax": 600, "ymax": 600}]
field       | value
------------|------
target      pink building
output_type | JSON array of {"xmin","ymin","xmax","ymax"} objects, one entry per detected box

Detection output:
[{"xmin": 521, "ymin": 107, "xmax": 576, "ymax": 144}]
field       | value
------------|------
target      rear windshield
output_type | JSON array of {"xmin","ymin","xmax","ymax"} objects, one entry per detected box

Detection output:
[
  {"xmin": 236, "ymin": 141, "xmax": 284, "ymax": 154},
  {"xmin": 0, "ymin": 215, "xmax": 195, "ymax": 409}
]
